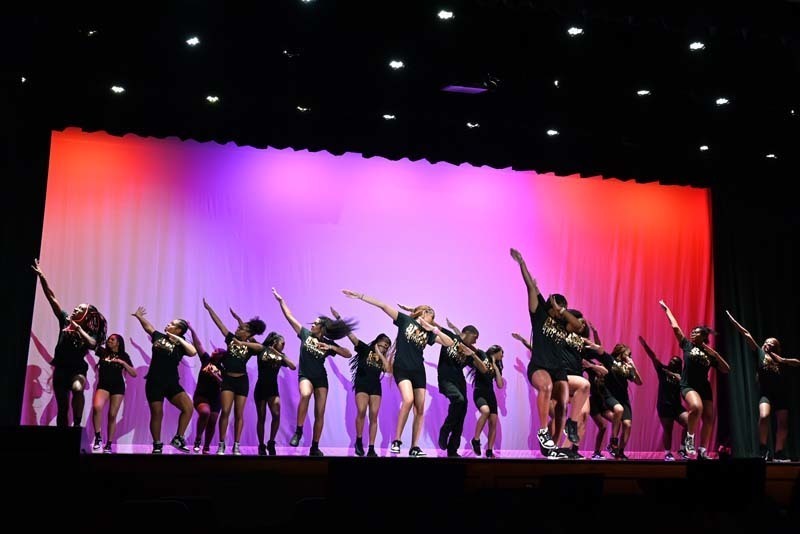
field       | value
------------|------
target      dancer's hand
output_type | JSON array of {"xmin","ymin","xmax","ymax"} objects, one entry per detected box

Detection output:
[
  {"xmin": 272, "ymin": 288, "xmax": 284, "ymax": 302},
  {"xmin": 658, "ymin": 299, "xmax": 668, "ymax": 311},
  {"xmin": 31, "ymin": 258, "xmax": 44, "ymax": 277},
  {"xmin": 132, "ymin": 306, "xmax": 146, "ymax": 319},
  {"xmin": 342, "ymin": 289, "xmax": 362, "ymax": 300},
  {"xmin": 511, "ymin": 332, "xmax": 526, "ymax": 342},
  {"xmin": 330, "ymin": 306, "xmax": 341, "ymax": 320}
]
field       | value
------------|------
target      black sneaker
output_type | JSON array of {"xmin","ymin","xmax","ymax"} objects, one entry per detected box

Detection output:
[
  {"xmin": 615, "ymin": 450, "xmax": 630, "ymax": 461},
  {"xmin": 546, "ymin": 448, "xmax": 569, "ymax": 460},
  {"xmin": 152, "ymin": 441, "xmax": 163, "ymax": 454},
  {"xmin": 92, "ymin": 434, "xmax": 102, "ymax": 451},
  {"xmin": 591, "ymin": 451, "xmax": 606, "ymax": 460},
  {"xmin": 289, "ymin": 432, "xmax": 302, "ymax": 447},
  {"xmin": 485, "ymin": 449, "xmax": 495, "ymax": 458},
  {"xmin": 437, "ymin": 427, "xmax": 449, "ymax": 451},
  {"xmin": 193, "ymin": 440, "xmax": 201, "ymax": 453},
  {"xmin": 267, "ymin": 440, "xmax": 276, "ymax": 456},
  {"xmin": 170, "ymin": 436, "xmax": 190, "ymax": 453},
  {"xmin": 447, "ymin": 450, "xmax": 461, "ymax": 458},
  {"xmin": 309, "ymin": 447, "xmax": 325, "ymax": 457},
  {"xmin": 537, "ymin": 428, "xmax": 556, "ymax": 453},
  {"xmin": 103, "ymin": 442, "xmax": 113, "ymax": 454},
  {"xmin": 390, "ymin": 440, "xmax": 402, "ymax": 454},
  {"xmin": 471, "ymin": 439, "xmax": 481, "ymax": 456},
  {"xmin": 409, "ymin": 446, "xmax": 426, "ymax": 457},
  {"xmin": 677, "ymin": 448, "xmax": 689, "ymax": 460},
  {"xmin": 354, "ymin": 438, "xmax": 365, "ymax": 457},
  {"xmin": 564, "ymin": 419, "xmax": 580, "ymax": 445},
  {"xmin": 258, "ymin": 443, "xmax": 267, "ymax": 456},
  {"xmin": 366, "ymin": 446, "xmax": 377, "ymax": 457},
  {"xmin": 774, "ymin": 450, "xmax": 791, "ymax": 463},
  {"xmin": 664, "ymin": 452, "xmax": 675, "ymax": 462}
]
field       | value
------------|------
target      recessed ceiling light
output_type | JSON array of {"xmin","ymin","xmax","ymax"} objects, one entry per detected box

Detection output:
[
  {"xmin": 689, "ymin": 41, "xmax": 705, "ymax": 51},
  {"xmin": 636, "ymin": 89, "xmax": 651, "ymax": 96},
  {"xmin": 699, "ymin": 145, "xmax": 709, "ymax": 152},
  {"xmin": 382, "ymin": 114, "xmax": 396, "ymax": 120},
  {"xmin": 186, "ymin": 36, "xmax": 200, "ymax": 46},
  {"xmin": 206, "ymin": 95, "xmax": 220, "ymax": 103},
  {"xmin": 389, "ymin": 60, "xmax": 405, "ymax": 70},
  {"xmin": 437, "ymin": 10, "xmax": 454, "ymax": 20},
  {"xmin": 715, "ymin": 97, "xmax": 730, "ymax": 106},
  {"xmin": 546, "ymin": 129, "xmax": 559, "ymax": 137},
  {"xmin": 567, "ymin": 27, "xmax": 584, "ymax": 37},
  {"xmin": 111, "ymin": 85, "xmax": 125, "ymax": 94}
]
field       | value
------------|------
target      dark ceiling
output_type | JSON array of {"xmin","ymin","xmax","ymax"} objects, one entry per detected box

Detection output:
[{"xmin": 4, "ymin": 1, "xmax": 799, "ymax": 187}]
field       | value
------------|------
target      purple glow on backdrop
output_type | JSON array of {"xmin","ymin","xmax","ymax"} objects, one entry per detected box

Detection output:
[{"xmin": 24, "ymin": 129, "xmax": 714, "ymax": 455}]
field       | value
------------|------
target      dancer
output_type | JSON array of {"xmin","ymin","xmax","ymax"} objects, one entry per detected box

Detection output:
[
  {"xmin": 438, "ymin": 318, "xmax": 488, "ymax": 457},
  {"xmin": 332, "ymin": 306, "xmax": 391, "ymax": 457},
  {"xmin": 32, "ymin": 259, "xmax": 107, "ymax": 428},
  {"xmin": 203, "ymin": 299, "xmax": 265, "ymax": 455},
  {"xmin": 132, "ymin": 306, "xmax": 197, "ymax": 453},
  {"xmin": 91, "ymin": 334, "xmax": 136, "ymax": 452},
  {"xmin": 639, "ymin": 335, "xmax": 688, "ymax": 461},
  {"xmin": 273, "ymin": 288, "xmax": 355, "ymax": 456},
  {"xmin": 726, "ymin": 310, "xmax": 800, "ymax": 462},
  {"xmin": 254, "ymin": 332, "xmax": 296, "ymax": 456},
  {"xmin": 659, "ymin": 300, "xmax": 730, "ymax": 459},
  {"xmin": 342, "ymin": 289, "xmax": 456, "ymax": 457},
  {"xmin": 187, "ymin": 323, "xmax": 223, "ymax": 454},
  {"xmin": 509, "ymin": 248, "xmax": 583, "ymax": 458},
  {"xmin": 470, "ymin": 345, "xmax": 505, "ymax": 458}
]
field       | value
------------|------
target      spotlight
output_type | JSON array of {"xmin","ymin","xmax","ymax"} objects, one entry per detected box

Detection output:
[
  {"xmin": 689, "ymin": 41, "xmax": 705, "ymax": 51},
  {"xmin": 567, "ymin": 27, "xmax": 584, "ymax": 36},
  {"xmin": 699, "ymin": 145, "xmax": 709, "ymax": 151},
  {"xmin": 437, "ymin": 10, "xmax": 454, "ymax": 20},
  {"xmin": 553, "ymin": 79, "xmax": 560, "ymax": 88},
  {"xmin": 206, "ymin": 95, "xmax": 220, "ymax": 103},
  {"xmin": 765, "ymin": 153, "xmax": 777, "ymax": 159},
  {"xmin": 382, "ymin": 114, "xmax": 396, "ymax": 120},
  {"xmin": 636, "ymin": 89, "xmax": 651, "ymax": 96},
  {"xmin": 20, "ymin": 76, "xmax": 26, "ymax": 83},
  {"xmin": 791, "ymin": 109, "xmax": 796, "ymax": 116},
  {"xmin": 186, "ymin": 36, "xmax": 200, "ymax": 46},
  {"xmin": 110, "ymin": 85, "xmax": 125, "ymax": 94},
  {"xmin": 389, "ymin": 60, "xmax": 405, "ymax": 70},
  {"xmin": 715, "ymin": 97, "xmax": 730, "ymax": 106},
  {"xmin": 466, "ymin": 122, "xmax": 480, "ymax": 128},
  {"xmin": 296, "ymin": 106, "xmax": 310, "ymax": 112},
  {"xmin": 546, "ymin": 129, "xmax": 559, "ymax": 136},
  {"xmin": 87, "ymin": 30, "xmax": 97, "ymax": 37}
]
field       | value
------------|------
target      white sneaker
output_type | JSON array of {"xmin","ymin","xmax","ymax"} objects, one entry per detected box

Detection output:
[
  {"xmin": 232, "ymin": 442, "xmax": 242, "ymax": 456},
  {"xmin": 216, "ymin": 442, "xmax": 226, "ymax": 455},
  {"xmin": 684, "ymin": 435, "xmax": 696, "ymax": 456},
  {"xmin": 390, "ymin": 440, "xmax": 401, "ymax": 454}
]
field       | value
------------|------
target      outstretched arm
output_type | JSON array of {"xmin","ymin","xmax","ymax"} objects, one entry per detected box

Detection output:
[
  {"xmin": 187, "ymin": 323, "xmax": 205, "ymax": 356},
  {"xmin": 229, "ymin": 307, "xmax": 245, "ymax": 328},
  {"xmin": 417, "ymin": 317, "xmax": 455, "ymax": 347},
  {"xmin": 342, "ymin": 290, "xmax": 399, "ymax": 321},
  {"xmin": 725, "ymin": 310, "xmax": 760, "ymax": 352},
  {"xmin": 330, "ymin": 306, "xmax": 359, "ymax": 346},
  {"xmin": 770, "ymin": 352, "xmax": 800, "ymax": 367},
  {"xmin": 132, "ymin": 306, "xmax": 156, "ymax": 336},
  {"xmin": 638, "ymin": 335, "xmax": 663, "ymax": 372},
  {"xmin": 317, "ymin": 341, "xmax": 352, "ymax": 359},
  {"xmin": 202, "ymin": 298, "xmax": 230, "ymax": 338},
  {"xmin": 31, "ymin": 259, "xmax": 63, "ymax": 320},
  {"xmin": 658, "ymin": 300, "xmax": 686, "ymax": 344},
  {"xmin": 272, "ymin": 288, "xmax": 302, "ymax": 335},
  {"xmin": 511, "ymin": 332, "xmax": 533, "ymax": 352},
  {"xmin": 446, "ymin": 318, "xmax": 462, "ymax": 338},
  {"xmin": 702, "ymin": 343, "xmax": 731, "ymax": 374},
  {"xmin": 510, "ymin": 248, "xmax": 540, "ymax": 314}
]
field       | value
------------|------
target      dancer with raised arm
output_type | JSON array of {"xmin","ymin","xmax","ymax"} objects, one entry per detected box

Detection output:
[
  {"xmin": 726, "ymin": 310, "xmax": 800, "ymax": 462},
  {"xmin": 132, "ymin": 306, "xmax": 197, "ymax": 454},
  {"xmin": 470, "ymin": 345, "xmax": 504, "ymax": 458},
  {"xmin": 273, "ymin": 288, "xmax": 354, "ymax": 456},
  {"xmin": 32, "ymin": 259, "xmax": 107, "ymax": 428},
  {"xmin": 91, "ymin": 334, "xmax": 136, "ymax": 453},
  {"xmin": 254, "ymin": 332, "xmax": 296, "ymax": 456},
  {"xmin": 203, "ymin": 299, "xmax": 265, "ymax": 455},
  {"xmin": 331, "ymin": 306, "xmax": 390, "ymax": 457},
  {"xmin": 659, "ymin": 300, "xmax": 730, "ymax": 459},
  {"xmin": 639, "ymin": 335, "xmax": 687, "ymax": 461},
  {"xmin": 187, "ymin": 323, "xmax": 223, "ymax": 454},
  {"xmin": 342, "ymin": 289, "xmax": 455, "ymax": 457}
]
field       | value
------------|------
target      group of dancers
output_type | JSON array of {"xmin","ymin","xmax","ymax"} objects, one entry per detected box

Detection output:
[{"xmin": 31, "ymin": 250, "xmax": 798, "ymax": 461}]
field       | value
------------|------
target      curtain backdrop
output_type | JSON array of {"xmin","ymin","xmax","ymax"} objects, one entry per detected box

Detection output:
[{"xmin": 23, "ymin": 128, "xmax": 715, "ymax": 454}]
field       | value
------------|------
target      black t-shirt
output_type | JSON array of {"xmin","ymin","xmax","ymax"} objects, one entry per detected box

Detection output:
[
  {"xmin": 679, "ymin": 338, "xmax": 717, "ymax": 390},
  {"xmin": 756, "ymin": 347, "xmax": 784, "ymax": 394},
  {"xmin": 196, "ymin": 352, "xmax": 223, "ymax": 392},
  {"xmin": 655, "ymin": 364, "xmax": 681, "ymax": 408},
  {"xmin": 353, "ymin": 340, "xmax": 385, "ymax": 383},
  {"xmin": 297, "ymin": 327, "xmax": 337, "ymax": 379},
  {"xmin": 392, "ymin": 313, "xmax": 436, "ymax": 372},
  {"xmin": 256, "ymin": 347, "xmax": 290, "ymax": 383},
  {"xmin": 529, "ymin": 294, "xmax": 569, "ymax": 370},
  {"xmin": 437, "ymin": 328, "xmax": 472, "ymax": 385},
  {"xmin": 561, "ymin": 331, "xmax": 587, "ymax": 374},
  {"xmin": 220, "ymin": 332, "xmax": 259, "ymax": 374},
  {"xmin": 146, "ymin": 330, "xmax": 188, "ymax": 382},
  {"xmin": 473, "ymin": 352, "xmax": 500, "ymax": 391},
  {"xmin": 52, "ymin": 310, "xmax": 91, "ymax": 368},
  {"xmin": 597, "ymin": 352, "xmax": 634, "ymax": 402},
  {"xmin": 95, "ymin": 346, "xmax": 133, "ymax": 382}
]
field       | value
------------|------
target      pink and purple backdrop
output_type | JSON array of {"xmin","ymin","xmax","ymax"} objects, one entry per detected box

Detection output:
[{"xmin": 24, "ymin": 128, "xmax": 715, "ymax": 455}]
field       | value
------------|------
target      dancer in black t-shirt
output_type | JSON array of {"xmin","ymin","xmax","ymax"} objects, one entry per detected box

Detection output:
[
  {"xmin": 187, "ymin": 324, "xmax": 224, "ymax": 454},
  {"xmin": 90, "ymin": 334, "xmax": 136, "ymax": 453},
  {"xmin": 470, "ymin": 345, "xmax": 505, "ymax": 458},
  {"xmin": 254, "ymin": 332, "xmax": 296, "ymax": 456}
]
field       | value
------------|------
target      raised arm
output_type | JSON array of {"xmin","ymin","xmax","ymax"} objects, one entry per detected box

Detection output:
[
  {"xmin": 417, "ymin": 317, "xmax": 455, "ymax": 347},
  {"xmin": 510, "ymin": 248, "xmax": 540, "ymax": 314},
  {"xmin": 446, "ymin": 318, "xmax": 462, "ymax": 338},
  {"xmin": 272, "ymin": 288, "xmax": 302, "ymax": 335},
  {"xmin": 166, "ymin": 331, "xmax": 197, "ymax": 357},
  {"xmin": 229, "ymin": 307, "xmax": 245, "ymax": 327},
  {"xmin": 626, "ymin": 356, "xmax": 643, "ymax": 386},
  {"xmin": 202, "ymin": 298, "xmax": 230, "ymax": 338},
  {"xmin": 132, "ymin": 306, "xmax": 156, "ymax": 336},
  {"xmin": 330, "ymin": 306, "xmax": 360, "ymax": 346},
  {"xmin": 588, "ymin": 322, "xmax": 602, "ymax": 345},
  {"xmin": 511, "ymin": 332, "xmax": 533, "ymax": 352},
  {"xmin": 658, "ymin": 300, "xmax": 686, "ymax": 344},
  {"xmin": 31, "ymin": 259, "xmax": 63, "ymax": 320},
  {"xmin": 187, "ymin": 323, "xmax": 205, "ymax": 356},
  {"xmin": 725, "ymin": 310, "xmax": 760, "ymax": 352},
  {"xmin": 638, "ymin": 335, "xmax": 663, "ymax": 372},
  {"xmin": 70, "ymin": 320, "xmax": 98, "ymax": 349},
  {"xmin": 702, "ymin": 343, "xmax": 730, "ymax": 374},
  {"xmin": 342, "ymin": 290, "xmax": 399, "ymax": 321},
  {"xmin": 770, "ymin": 352, "xmax": 800, "ymax": 367}
]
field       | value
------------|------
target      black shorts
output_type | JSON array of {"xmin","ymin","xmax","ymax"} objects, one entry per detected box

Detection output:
[
  {"xmin": 589, "ymin": 394, "xmax": 605, "ymax": 416},
  {"xmin": 759, "ymin": 391, "xmax": 789, "ymax": 411},
  {"xmin": 254, "ymin": 379, "xmax": 279, "ymax": 403},
  {"xmin": 194, "ymin": 385, "xmax": 221, "ymax": 412},
  {"xmin": 299, "ymin": 374, "xmax": 329, "ymax": 390},
  {"xmin": 97, "ymin": 376, "xmax": 126, "ymax": 396},
  {"xmin": 474, "ymin": 389, "xmax": 498, "ymax": 415},
  {"xmin": 354, "ymin": 380, "xmax": 382, "ymax": 396},
  {"xmin": 393, "ymin": 367, "xmax": 427, "ymax": 390},
  {"xmin": 527, "ymin": 361, "xmax": 568, "ymax": 384},
  {"xmin": 657, "ymin": 403, "xmax": 684, "ymax": 420},
  {"xmin": 604, "ymin": 396, "xmax": 633, "ymax": 421},
  {"xmin": 221, "ymin": 373, "xmax": 250, "ymax": 397},
  {"xmin": 681, "ymin": 382, "xmax": 713, "ymax": 402},
  {"xmin": 52, "ymin": 363, "xmax": 89, "ymax": 391},
  {"xmin": 145, "ymin": 379, "xmax": 185, "ymax": 403}
]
